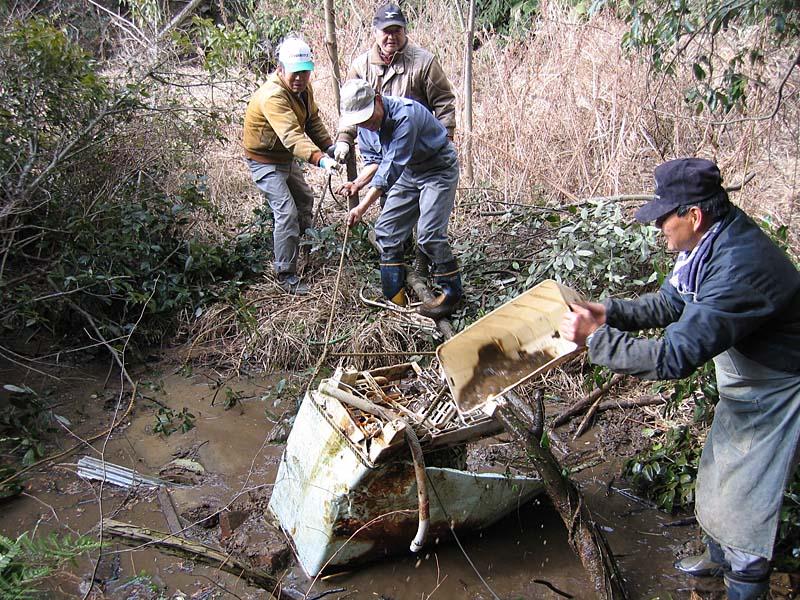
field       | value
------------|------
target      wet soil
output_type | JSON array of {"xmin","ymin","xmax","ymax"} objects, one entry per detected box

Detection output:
[{"xmin": 1, "ymin": 358, "xmax": 796, "ymax": 599}]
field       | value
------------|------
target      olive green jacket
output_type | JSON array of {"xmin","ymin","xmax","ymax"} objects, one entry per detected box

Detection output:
[
  {"xmin": 336, "ymin": 40, "xmax": 455, "ymax": 145},
  {"xmin": 243, "ymin": 73, "xmax": 332, "ymax": 165}
]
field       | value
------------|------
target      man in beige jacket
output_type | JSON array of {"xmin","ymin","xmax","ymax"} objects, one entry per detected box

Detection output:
[
  {"xmin": 335, "ymin": 3, "xmax": 455, "ymax": 156},
  {"xmin": 243, "ymin": 37, "xmax": 339, "ymax": 295}
]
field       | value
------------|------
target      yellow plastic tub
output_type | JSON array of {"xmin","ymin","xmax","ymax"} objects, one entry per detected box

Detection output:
[{"xmin": 437, "ymin": 279, "xmax": 584, "ymax": 414}]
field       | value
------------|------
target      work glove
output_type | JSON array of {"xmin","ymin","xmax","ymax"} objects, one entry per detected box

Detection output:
[
  {"xmin": 319, "ymin": 156, "xmax": 341, "ymax": 174},
  {"xmin": 333, "ymin": 141, "xmax": 350, "ymax": 162}
]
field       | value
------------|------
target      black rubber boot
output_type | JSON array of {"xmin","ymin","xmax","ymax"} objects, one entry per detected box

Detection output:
[
  {"xmin": 418, "ymin": 261, "xmax": 462, "ymax": 320},
  {"xmin": 724, "ymin": 571, "xmax": 769, "ymax": 600},
  {"xmin": 413, "ymin": 248, "xmax": 430, "ymax": 280},
  {"xmin": 380, "ymin": 261, "xmax": 407, "ymax": 306},
  {"xmin": 675, "ymin": 541, "xmax": 727, "ymax": 577},
  {"xmin": 277, "ymin": 273, "xmax": 309, "ymax": 295}
]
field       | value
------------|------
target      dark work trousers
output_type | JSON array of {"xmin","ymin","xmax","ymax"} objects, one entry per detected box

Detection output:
[{"xmin": 373, "ymin": 144, "xmax": 458, "ymax": 267}]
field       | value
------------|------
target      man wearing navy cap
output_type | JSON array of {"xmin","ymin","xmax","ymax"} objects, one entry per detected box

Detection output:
[{"xmin": 559, "ymin": 158, "xmax": 800, "ymax": 599}]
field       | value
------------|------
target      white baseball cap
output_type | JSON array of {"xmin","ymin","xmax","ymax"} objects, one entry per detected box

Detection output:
[
  {"xmin": 278, "ymin": 38, "xmax": 314, "ymax": 73},
  {"xmin": 339, "ymin": 79, "xmax": 376, "ymax": 127}
]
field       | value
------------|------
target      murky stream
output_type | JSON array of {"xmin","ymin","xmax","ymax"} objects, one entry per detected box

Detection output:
[{"xmin": 0, "ymin": 359, "xmax": 720, "ymax": 599}]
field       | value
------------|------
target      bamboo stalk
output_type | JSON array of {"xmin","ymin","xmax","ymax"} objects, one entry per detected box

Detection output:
[{"xmin": 462, "ymin": 0, "xmax": 476, "ymax": 183}]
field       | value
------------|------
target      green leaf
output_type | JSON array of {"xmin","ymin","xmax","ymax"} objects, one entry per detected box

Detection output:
[{"xmin": 692, "ymin": 62, "xmax": 706, "ymax": 80}]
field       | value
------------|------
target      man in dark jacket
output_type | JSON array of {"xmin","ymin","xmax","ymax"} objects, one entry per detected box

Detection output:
[{"xmin": 559, "ymin": 158, "xmax": 800, "ymax": 600}]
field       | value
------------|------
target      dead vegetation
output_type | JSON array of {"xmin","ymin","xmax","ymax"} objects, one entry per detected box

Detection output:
[{"xmin": 170, "ymin": 0, "xmax": 798, "ymax": 374}]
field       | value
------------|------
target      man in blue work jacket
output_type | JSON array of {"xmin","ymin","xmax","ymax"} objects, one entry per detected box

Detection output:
[
  {"xmin": 339, "ymin": 78, "xmax": 462, "ymax": 320},
  {"xmin": 560, "ymin": 158, "xmax": 800, "ymax": 600}
]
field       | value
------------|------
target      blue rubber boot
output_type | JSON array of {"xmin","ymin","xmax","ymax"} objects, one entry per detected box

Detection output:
[{"xmin": 380, "ymin": 261, "xmax": 407, "ymax": 306}]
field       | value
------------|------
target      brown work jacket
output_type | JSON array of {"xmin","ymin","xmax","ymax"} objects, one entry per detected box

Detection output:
[
  {"xmin": 242, "ymin": 72, "xmax": 332, "ymax": 165},
  {"xmin": 337, "ymin": 40, "xmax": 456, "ymax": 145}
]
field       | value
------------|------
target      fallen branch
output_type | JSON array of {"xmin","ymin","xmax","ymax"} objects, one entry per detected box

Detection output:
[
  {"xmin": 552, "ymin": 374, "xmax": 625, "ymax": 428},
  {"xmin": 595, "ymin": 395, "xmax": 665, "ymax": 413},
  {"xmin": 573, "ymin": 394, "xmax": 604, "ymax": 440},
  {"xmin": 102, "ymin": 519, "xmax": 305, "ymax": 599},
  {"xmin": 489, "ymin": 391, "xmax": 629, "ymax": 599}
]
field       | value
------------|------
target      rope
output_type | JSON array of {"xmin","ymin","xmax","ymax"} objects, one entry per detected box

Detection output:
[{"xmin": 304, "ymin": 224, "xmax": 350, "ymax": 396}]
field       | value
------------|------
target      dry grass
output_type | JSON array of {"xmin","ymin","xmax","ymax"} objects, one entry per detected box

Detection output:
[{"xmin": 177, "ymin": 0, "xmax": 798, "ymax": 372}]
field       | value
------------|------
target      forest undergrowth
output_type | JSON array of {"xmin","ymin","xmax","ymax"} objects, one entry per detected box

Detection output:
[{"xmin": 0, "ymin": 0, "xmax": 798, "ymax": 592}]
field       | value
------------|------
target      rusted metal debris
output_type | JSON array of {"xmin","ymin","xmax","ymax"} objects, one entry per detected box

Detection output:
[
  {"xmin": 268, "ymin": 362, "xmax": 543, "ymax": 577},
  {"xmin": 269, "ymin": 279, "xmax": 602, "ymax": 580}
]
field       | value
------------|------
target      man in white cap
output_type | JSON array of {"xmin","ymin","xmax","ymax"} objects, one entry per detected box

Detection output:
[
  {"xmin": 559, "ymin": 158, "xmax": 800, "ymax": 600},
  {"xmin": 339, "ymin": 79, "xmax": 461, "ymax": 320},
  {"xmin": 242, "ymin": 37, "xmax": 339, "ymax": 295},
  {"xmin": 332, "ymin": 3, "xmax": 456, "ymax": 280}
]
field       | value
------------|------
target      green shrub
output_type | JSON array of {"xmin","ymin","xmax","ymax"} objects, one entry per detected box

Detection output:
[
  {"xmin": 0, "ymin": 532, "xmax": 99, "ymax": 598},
  {"xmin": 525, "ymin": 200, "xmax": 668, "ymax": 297},
  {"xmin": 0, "ymin": 17, "xmax": 272, "ymax": 352},
  {"xmin": 624, "ymin": 425, "xmax": 700, "ymax": 512},
  {"xmin": 178, "ymin": 1, "xmax": 302, "ymax": 74}
]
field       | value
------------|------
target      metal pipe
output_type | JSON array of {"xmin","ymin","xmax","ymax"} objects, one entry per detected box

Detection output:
[
  {"xmin": 318, "ymin": 382, "xmax": 429, "ymax": 552},
  {"xmin": 404, "ymin": 426, "xmax": 429, "ymax": 553}
]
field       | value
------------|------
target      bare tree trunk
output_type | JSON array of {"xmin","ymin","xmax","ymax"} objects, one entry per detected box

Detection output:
[
  {"xmin": 157, "ymin": 0, "xmax": 205, "ymax": 40},
  {"xmin": 462, "ymin": 0, "xmax": 476, "ymax": 183},
  {"xmin": 323, "ymin": 0, "xmax": 359, "ymax": 208},
  {"xmin": 491, "ymin": 391, "xmax": 630, "ymax": 599}
]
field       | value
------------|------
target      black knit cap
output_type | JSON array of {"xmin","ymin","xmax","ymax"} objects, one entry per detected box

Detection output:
[
  {"xmin": 373, "ymin": 3, "xmax": 407, "ymax": 29},
  {"xmin": 635, "ymin": 158, "xmax": 724, "ymax": 223}
]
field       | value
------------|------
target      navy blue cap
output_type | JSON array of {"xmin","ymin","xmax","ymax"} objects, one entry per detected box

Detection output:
[
  {"xmin": 373, "ymin": 3, "xmax": 407, "ymax": 29},
  {"xmin": 635, "ymin": 158, "xmax": 724, "ymax": 223}
]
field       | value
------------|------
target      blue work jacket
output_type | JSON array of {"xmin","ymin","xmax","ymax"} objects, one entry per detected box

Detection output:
[
  {"xmin": 589, "ymin": 206, "xmax": 800, "ymax": 379},
  {"xmin": 357, "ymin": 96, "xmax": 449, "ymax": 192}
]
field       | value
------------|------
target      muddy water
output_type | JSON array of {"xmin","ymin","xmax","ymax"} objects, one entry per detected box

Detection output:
[
  {"xmin": 0, "ymin": 360, "xmax": 705, "ymax": 599},
  {"xmin": 459, "ymin": 342, "xmax": 556, "ymax": 411}
]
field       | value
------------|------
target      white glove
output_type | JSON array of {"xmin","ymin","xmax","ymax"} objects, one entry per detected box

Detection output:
[
  {"xmin": 333, "ymin": 141, "xmax": 350, "ymax": 162},
  {"xmin": 319, "ymin": 156, "xmax": 341, "ymax": 174}
]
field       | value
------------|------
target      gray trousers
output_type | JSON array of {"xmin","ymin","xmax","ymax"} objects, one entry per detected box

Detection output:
[
  {"xmin": 374, "ymin": 144, "xmax": 458, "ymax": 266},
  {"xmin": 247, "ymin": 159, "xmax": 314, "ymax": 275},
  {"xmin": 706, "ymin": 537, "xmax": 770, "ymax": 578}
]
